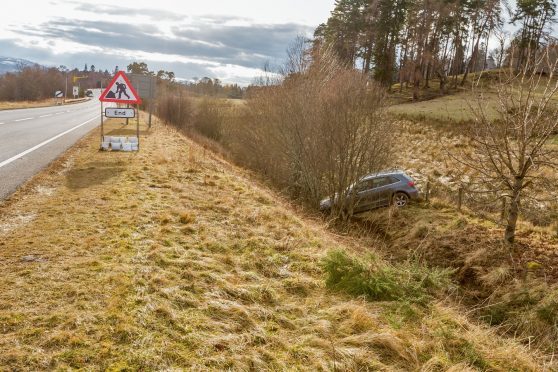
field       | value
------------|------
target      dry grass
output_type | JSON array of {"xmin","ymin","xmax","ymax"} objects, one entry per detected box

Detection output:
[
  {"xmin": 0, "ymin": 98, "xmax": 89, "ymax": 111},
  {"xmin": 392, "ymin": 119, "xmax": 558, "ymax": 233},
  {"xmin": 0, "ymin": 115, "xmax": 545, "ymax": 370}
]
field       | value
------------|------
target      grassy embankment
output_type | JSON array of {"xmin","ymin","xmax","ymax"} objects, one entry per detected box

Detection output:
[{"xmin": 0, "ymin": 115, "xmax": 544, "ymax": 370}]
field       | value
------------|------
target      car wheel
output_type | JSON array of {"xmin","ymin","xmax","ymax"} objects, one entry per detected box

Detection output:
[{"xmin": 393, "ymin": 192, "xmax": 409, "ymax": 208}]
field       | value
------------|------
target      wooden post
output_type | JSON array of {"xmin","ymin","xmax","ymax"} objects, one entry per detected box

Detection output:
[
  {"xmin": 458, "ymin": 188, "xmax": 463, "ymax": 211},
  {"xmin": 179, "ymin": 89, "xmax": 182, "ymax": 125},
  {"xmin": 148, "ymin": 99, "xmax": 153, "ymax": 128},
  {"xmin": 148, "ymin": 77, "xmax": 153, "ymax": 128}
]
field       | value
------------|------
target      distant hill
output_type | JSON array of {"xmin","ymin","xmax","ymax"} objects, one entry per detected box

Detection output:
[{"xmin": 0, "ymin": 57, "xmax": 38, "ymax": 74}]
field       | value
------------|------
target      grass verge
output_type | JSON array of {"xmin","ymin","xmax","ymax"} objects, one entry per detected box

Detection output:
[
  {"xmin": 0, "ymin": 98, "xmax": 89, "ymax": 111},
  {"xmin": 0, "ymin": 114, "xmax": 545, "ymax": 370}
]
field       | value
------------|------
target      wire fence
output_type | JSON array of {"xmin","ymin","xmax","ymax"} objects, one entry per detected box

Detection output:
[{"xmin": 420, "ymin": 177, "xmax": 557, "ymax": 228}]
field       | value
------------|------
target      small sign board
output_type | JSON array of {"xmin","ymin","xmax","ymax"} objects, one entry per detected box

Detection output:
[
  {"xmin": 72, "ymin": 86, "xmax": 79, "ymax": 98},
  {"xmin": 54, "ymin": 90, "xmax": 63, "ymax": 98},
  {"xmin": 105, "ymin": 108, "xmax": 136, "ymax": 118},
  {"xmin": 99, "ymin": 71, "xmax": 142, "ymax": 104}
]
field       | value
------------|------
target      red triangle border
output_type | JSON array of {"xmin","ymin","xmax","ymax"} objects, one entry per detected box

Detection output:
[{"xmin": 99, "ymin": 71, "xmax": 143, "ymax": 104}]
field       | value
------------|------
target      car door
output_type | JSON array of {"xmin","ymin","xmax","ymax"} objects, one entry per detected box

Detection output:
[
  {"xmin": 355, "ymin": 177, "xmax": 396, "ymax": 211},
  {"xmin": 354, "ymin": 178, "xmax": 383, "ymax": 212},
  {"xmin": 374, "ymin": 177, "xmax": 398, "ymax": 207}
]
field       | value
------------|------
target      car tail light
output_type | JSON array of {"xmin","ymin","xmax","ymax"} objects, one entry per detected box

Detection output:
[{"xmin": 408, "ymin": 181, "xmax": 415, "ymax": 187}]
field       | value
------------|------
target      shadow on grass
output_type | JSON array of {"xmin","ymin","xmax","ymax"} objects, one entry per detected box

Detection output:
[{"xmin": 66, "ymin": 161, "xmax": 126, "ymax": 190}]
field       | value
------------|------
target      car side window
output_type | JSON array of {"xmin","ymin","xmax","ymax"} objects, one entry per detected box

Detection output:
[
  {"xmin": 387, "ymin": 176, "xmax": 400, "ymax": 184},
  {"xmin": 373, "ymin": 177, "xmax": 390, "ymax": 188},
  {"xmin": 355, "ymin": 180, "xmax": 372, "ymax": 192},
  {"xmin": 357, "ymin": 177, "xmax": 387, "ymax": 192}
]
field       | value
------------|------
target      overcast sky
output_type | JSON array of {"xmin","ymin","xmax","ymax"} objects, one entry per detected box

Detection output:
[{"xmin": 0, "ymin": 0, "xmax": 335, "ymax": 84}]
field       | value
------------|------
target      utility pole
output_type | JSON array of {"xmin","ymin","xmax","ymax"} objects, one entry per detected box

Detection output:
[{"xmin": 64, "ymin": 73, "xmax": 68, "ymax": 104}]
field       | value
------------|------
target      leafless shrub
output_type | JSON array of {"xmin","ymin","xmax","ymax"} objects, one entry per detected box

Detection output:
[
  {"xmin": 193, "ymin": 98, "xmax": 225, "ymax": 141},
  {"xmin": 0, "ymin": 66, "xmax": 65, "ymax": 101},
  {"xmin": 156, "ymin": 90, "xmax": 193, "ymax": 130},
  {"xmin": 228, "ymin": 46, "xmax": 395, "ymax": 219}
]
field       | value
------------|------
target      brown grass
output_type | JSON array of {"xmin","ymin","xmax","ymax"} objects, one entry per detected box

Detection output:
[
  {"xmin": 0, "ymin": 114, "xmax": 545, "ymax": 370},
  {"xmin": 0, "ymin": 98, "xmax": 89, "ymax": 111},
  {"xmin": 392, "ymin": 119, "xmax": 558, "ymax": 233}
]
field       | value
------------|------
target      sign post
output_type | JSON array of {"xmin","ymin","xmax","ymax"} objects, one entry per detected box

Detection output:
[
  {"xmin": 129, "ymin": 74, "xmax": 156, "ymax": 128},
  {"xmin": 54, "ymin": 90, "xmax": 63, "ymax": 105},
  {"xmin": 99, "ymin": 71, "xmax": 143, "ymax": 151}
]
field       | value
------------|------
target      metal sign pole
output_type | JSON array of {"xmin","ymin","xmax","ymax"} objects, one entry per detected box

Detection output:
[
  {"xmin": 136, "ymin": 104, "xmax": 140, "ymax": 150},
  {"xmin": 100, "ymin": 101, "xmax": 104, "ymax": 149},
  {"xmin": 148, "ymin": 77, "xmax": 153, "ymax": 128}
]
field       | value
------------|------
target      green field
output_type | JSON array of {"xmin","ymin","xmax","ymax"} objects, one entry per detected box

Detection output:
[
  {"xmin": 388, "ymin": 69, "xmax": 558, "ymax": 124},
  {"xmin": 388, "ymin": 90, "xmax": 500, "ymax": 123}
]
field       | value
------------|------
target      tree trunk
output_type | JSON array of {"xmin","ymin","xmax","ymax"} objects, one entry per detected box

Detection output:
[
  {"xmin": 504, "ymin": 178, "xmax": 524, "ymax": 244},
  {"xmin": 413, "ymin": 66, "xmax": 421, "ymax": 101}
]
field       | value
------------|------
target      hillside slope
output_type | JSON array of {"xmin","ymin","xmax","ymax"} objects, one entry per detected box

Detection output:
[{"xmin": 0, "ymin": 116, "xmax": 544, "ymax": 370}]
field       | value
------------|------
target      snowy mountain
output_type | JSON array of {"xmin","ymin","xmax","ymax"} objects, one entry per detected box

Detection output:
[{"xmin": 0, "ymin": 57, "xmax": 38, "ymax": 74}]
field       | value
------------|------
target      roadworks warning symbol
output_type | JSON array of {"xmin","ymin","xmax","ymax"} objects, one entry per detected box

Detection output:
[{"xmin": 99, "ymin": 71, "xmax": 142, "ymax": 104}]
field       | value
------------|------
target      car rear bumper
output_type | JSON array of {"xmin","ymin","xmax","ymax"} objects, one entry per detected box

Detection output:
[{"xmin": 408, "ymin": 189, "xmax": 420, "ymax": 200}]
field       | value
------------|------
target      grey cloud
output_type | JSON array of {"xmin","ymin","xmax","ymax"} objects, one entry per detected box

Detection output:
[
  {"xmin": 0, "ymin": 38, "xmax": 251, "ymax": 84},
  {"xmin": 75, "ymin": 3, "xmax": 187, "ymax": 21},
  {"xmin": 11, "ymin": 14, "xmax": 312, "ymax": 69},
  {"xmin": 5, "ymin": 3, "xmax": 314, "ymax": 83}
]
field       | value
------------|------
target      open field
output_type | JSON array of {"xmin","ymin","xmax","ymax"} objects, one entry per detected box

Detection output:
[
  {"xmin": 388, "ymin": 69, "xmax": 558, "ymax": 124},
  {"xmin": 0, "ymin": 115, "xmax": 546, "ymax": 370},
  {"xmin": 388, "ymin": 91, "xmax": 499, "ymax": 123}
]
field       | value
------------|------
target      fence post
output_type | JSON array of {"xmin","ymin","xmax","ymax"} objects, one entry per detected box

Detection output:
[{"xmin": 458, "ymin": 187, "xmax": 463, "ymax": 211}]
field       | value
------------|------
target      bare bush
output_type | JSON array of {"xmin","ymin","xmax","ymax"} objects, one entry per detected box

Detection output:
[
  {"xmin": 193, "ymin": 98, "xmax": 224, "ymax": 141},
  {"xmin": 0, "ymin": 66, "xmax": 65, "ymax": 101},
  {"xmin": 228, "ymin": 47, "xmax": 394, "ymax": 219},
  {"xmin": 463, "ymin": 46, "xmax": 558, "ymax": 244},
  {"xmin": 156, "ymin": 90, "xmax": 193, "ymax": 130}
]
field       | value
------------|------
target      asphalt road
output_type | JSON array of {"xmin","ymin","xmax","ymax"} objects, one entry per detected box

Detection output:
[{"xmin": 0, "ymin": 93, "xmax": 104, "ymax": 200}]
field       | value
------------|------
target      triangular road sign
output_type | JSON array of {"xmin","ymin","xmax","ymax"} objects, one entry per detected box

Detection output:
[{"xmin": 99, "ymin": 71, "xmax": 142, "ymax": 104}]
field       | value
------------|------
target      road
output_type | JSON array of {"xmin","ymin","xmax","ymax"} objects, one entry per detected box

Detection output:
[{"xmin": 0, "ymin": 93, "xmax": 104, "ymax": 200}]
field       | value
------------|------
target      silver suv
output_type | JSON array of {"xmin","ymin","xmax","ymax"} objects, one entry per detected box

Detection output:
[{"xmin": 320, "ymin": 170, "xmax": 419, "ymax": 213}]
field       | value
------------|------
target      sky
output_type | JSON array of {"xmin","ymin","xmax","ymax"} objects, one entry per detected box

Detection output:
[{"xmin": 0, "ymin": 0, "xmax": 335, "ymax": 84}]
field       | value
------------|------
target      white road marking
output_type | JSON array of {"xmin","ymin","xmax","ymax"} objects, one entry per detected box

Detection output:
[
  {"xmin": 39, "ymin": 114, "xmax": 52, "ymax": 118},
  {"xmin": 55, "ymin": 112, "xmax": 63, "ymax": 115},
  {"xmin": 0, "ymin": 115, "xmax": 100, "ymax": 169},
  {"xmin": 0, "ymin": 122, "xmax": 4, "ymax": 125},
  {"xmin": 14, "ymin": 117, "xmax": 33, "ymax": 122}
]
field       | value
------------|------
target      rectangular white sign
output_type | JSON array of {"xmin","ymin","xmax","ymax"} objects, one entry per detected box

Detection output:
[
  {"xmin": 54, "ymin": 90, "xmax": 63, "ymax": 98},
  {"xmin": 105, "ymin": 108, "xmax": 136, "ymax": 118},
  {"xmin": 72, "ymin": 86, "xmax": 79, "ymax": 97}
]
